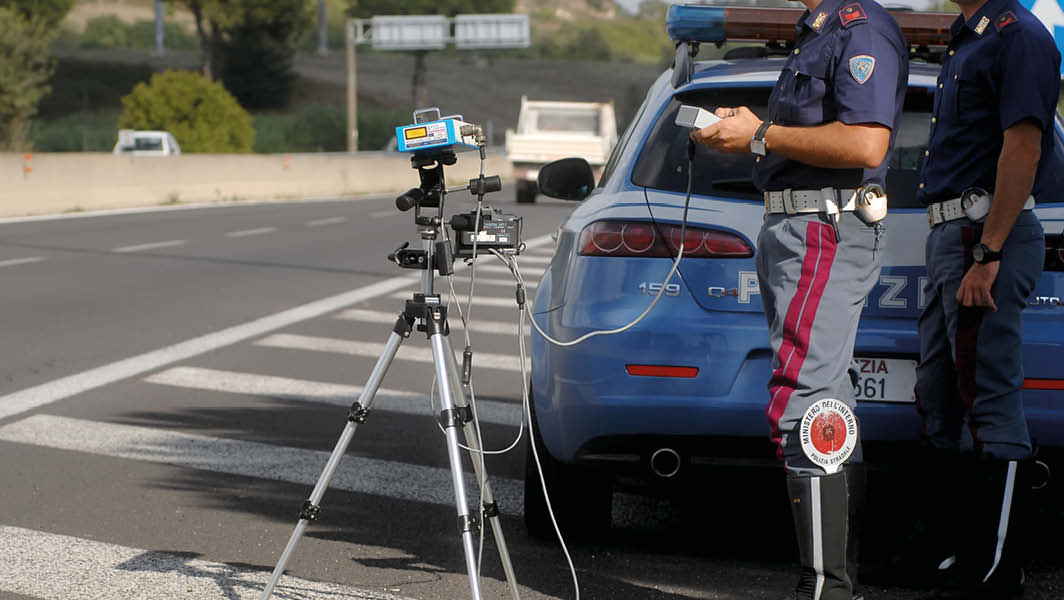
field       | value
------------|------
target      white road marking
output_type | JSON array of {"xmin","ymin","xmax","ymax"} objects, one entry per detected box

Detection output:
[
  {"xmin": 0, "ymin": 415, "xmax": 522, "ymax": 513},
  {"xmin": 305, "ymin": 216, "xmax": 347, "ymax": 227},
  {"xmin": 225, "ymin": 227, "xmax": 278, "ymax": 238},
  {"xmin": 0, "ymin": 525, "xmax": 414, "ymax": 600},
  {"xmin": 388, "ymin": 292, "xmax": 521, "ymax": 309},
  {"xmin": 256, "ymin": 334, "xmax": 529, "ymax": 372},
  {"xmin": 112, "ymin": 240, "xmax": 187, "ymax": 253},
  {"xmin": 144, "ymin": 366, "xmax": 522, "ymax": 426},
  {"xmin": 0, "ymin": 234, "xmax": 551, "ymax": 422},
  {"xmin": 0, "ymin": 256, "xmax": 45, "ymax": 268},
  {"xmin": 336, "ymin": 308, "xmax": 522, "ymax": 336}
]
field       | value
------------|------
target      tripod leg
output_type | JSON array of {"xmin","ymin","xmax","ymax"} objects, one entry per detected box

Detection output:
[
  {"xmin": 444, "ymin": 339, "xmax": 521, "ymax": 600},
  {"xmin": 427, "ymin": 317, "xmax": 484, "ymax": 600},
  {"xmin": 261, "ymin": 324, "xmax": 409, "ymax": 600}
]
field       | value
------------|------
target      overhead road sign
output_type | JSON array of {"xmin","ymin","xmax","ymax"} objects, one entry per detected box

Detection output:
[
  {"xmin": 454, "ymin": 14, "xmax": 530, "ymax": 49},
  {"xmin": 370, "ymin": 15, "xmax": 448, "ymax": 50}
]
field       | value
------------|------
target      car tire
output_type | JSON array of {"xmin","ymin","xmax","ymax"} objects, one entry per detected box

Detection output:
[
  {"xmin": 515, "ymin": 180, "xmax": 538, "ymax": 204},
  {"xmin": 524, "ymin": 386, "xmax": 611, "ymax": 539}
]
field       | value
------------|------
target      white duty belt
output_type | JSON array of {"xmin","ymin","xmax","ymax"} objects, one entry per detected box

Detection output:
[
  {"xmin": 764, "ymin": 188, "xmax": 858, "ymax": 216},
  {"xmin": 926, "ymin": 195, "xmax": 1035, "ymax": 227}
]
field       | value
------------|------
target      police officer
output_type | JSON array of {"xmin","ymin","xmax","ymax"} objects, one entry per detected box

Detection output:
[
  {"xmin": 911, "ymin": 0, "xmax": 1060, "ymax": 597},
  {"xmin": 692, "ymin": 0, "xmax": 907, "ymax": 598}
]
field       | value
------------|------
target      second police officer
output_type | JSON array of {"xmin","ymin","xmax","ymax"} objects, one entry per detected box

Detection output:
[
  {"xmin": 692, "ymin": 0, "xmax": 907, "ymax": 599},
  {"xmin": 908, "ymin": 0, "xmax": 1060, "ymax": 597}
]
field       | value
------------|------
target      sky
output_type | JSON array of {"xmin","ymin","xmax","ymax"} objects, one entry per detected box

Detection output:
[{"xmin": 613, "ymin": 0, "xmax": 936, "ymax": 13}]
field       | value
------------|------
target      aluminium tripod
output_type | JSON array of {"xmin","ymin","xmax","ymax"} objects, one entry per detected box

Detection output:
[{"xmin": 260, "ymin": 155, "xmax": 519, "ymax": 600}]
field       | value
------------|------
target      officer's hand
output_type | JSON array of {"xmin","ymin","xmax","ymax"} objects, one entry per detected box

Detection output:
[
  {"xmin": 956, "ymin": 262, "xmax": 999, "ymax": 311},
  {"xmin": 690, "ymin": 106, "xmax": 761, "ymax": 154}
]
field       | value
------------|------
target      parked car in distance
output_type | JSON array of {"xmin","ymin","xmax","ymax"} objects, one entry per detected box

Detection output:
[
  {"xmin": 113, "ymin": 130, "xmax": 181, "ymax": 156},
  {"xmin": 505, "ymin": 97, "xmax": 617, "ymax": 204}
]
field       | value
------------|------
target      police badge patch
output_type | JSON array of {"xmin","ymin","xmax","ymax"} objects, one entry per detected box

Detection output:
[
  {"xmin": 849, "ymin": 55, "xmax": 875, "ymax": 84},
  {"xmin": 800, "ymin": 399, "xmax": 858, "ymax": 474}
]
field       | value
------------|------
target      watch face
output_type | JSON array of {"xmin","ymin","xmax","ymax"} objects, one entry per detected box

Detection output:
[{"xmin": 973, "ymin": 244, "xmax": 985, "ymax": 263}]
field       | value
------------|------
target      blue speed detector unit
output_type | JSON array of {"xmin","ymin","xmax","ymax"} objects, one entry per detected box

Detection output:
[{"xmin": 396, "ymin": 113, "xmax": 480, "ymax": 157}]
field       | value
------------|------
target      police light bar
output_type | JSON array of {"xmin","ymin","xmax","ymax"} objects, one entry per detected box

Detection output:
[{"xmin": 665, "ymin": 4, "xmax": 955, "ymax": 48}]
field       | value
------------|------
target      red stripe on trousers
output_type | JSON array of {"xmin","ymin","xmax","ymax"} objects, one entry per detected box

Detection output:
[{"xmin": 766, "ymin": 222, "xmax": 838, "ymax": 455}]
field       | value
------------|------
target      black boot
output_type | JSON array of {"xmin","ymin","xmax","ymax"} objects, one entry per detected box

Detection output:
[
  {"xmin": 927, "ymin": 457, "xmax": 1031, "ymax": 599},
  {"xmin": 861, "ymin": 447, "xmax": 963, "ymax": 589},
  {"xmin": 782, "ymin": 469, "xmax": 855, "ymax": 600}
]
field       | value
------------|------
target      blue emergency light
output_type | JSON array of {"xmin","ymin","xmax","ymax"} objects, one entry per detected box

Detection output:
[{"xmin": 665, "ymin": 4, "xmax": 726, "ymax": 44}]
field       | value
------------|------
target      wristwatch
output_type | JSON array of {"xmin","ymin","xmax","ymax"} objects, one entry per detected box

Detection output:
[
  {"xmin": 972, "ymin": 242, "xmax": 1002, "ymax": 264},
  {"xmin": 750, "ymin": 120, "xmax": 772, "ymax": 157}
]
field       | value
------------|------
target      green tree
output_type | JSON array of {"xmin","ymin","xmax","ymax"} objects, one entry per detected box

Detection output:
[
  {"xmin": 118, "ymin": 69, "xmax": 255, "ymax": 152},
  {"xmin": 220, "ymin": 0, "xmax": 312, "ymax": 109},
  {"xmin": 0, "ymin": 6, "xmax": 57, "ymax": 150},
  {"xmin": 347, "ymin": 0, "xmax": 515, "ymax": 110},
  {"xmin": 0, "ymin": 0, "xmax": 75, "ymax": 30}
]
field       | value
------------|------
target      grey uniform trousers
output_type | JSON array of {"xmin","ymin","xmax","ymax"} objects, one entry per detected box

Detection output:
[
  {"xmin": 757, "ymin": 212, "xmax": 883, "ymax": 476},
  {"xmin": 916, "ymin": 210, "xmax": 1044, "ymax": 459}
]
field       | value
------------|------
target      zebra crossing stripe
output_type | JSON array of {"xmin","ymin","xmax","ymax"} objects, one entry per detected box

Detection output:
[
  {"xmin": 255, "ymin": 334, "xmax": 529, "ymax": 372},
  {"xmin": 0, "ymin": 415, "xmax": 522, "ymax": 513},
  {"xmin": 469, "ymin": 264, "xmax": 546, "ymax": 276},
  {"xmin": 0, "ymin": 525, "xmax": 413, "ymax": 600},
  {"xmin": 144, "ymin": 366, "xmax": 522, "ymax": 426},
  {"xmin": 335, "ymin": 308, "xmax": 522, "ymax": 336}
]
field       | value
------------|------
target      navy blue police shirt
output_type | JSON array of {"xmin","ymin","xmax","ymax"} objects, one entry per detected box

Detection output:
[
  {"xmin": 916, "ymin": 0, "xmax": 1061, "ymax": 206},
  {"xmin": 754, "ymin": 0, "xmax": 908, "ymax": 192}
]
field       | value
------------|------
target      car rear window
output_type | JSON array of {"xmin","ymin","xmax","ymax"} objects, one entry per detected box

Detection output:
[{"xmin": 631, "ymin": 86, "xmax": 942, "ymax": 208}]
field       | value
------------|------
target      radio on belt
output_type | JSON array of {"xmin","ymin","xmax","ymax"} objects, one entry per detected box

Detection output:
[{"xmin": 396, "ymin": 107, "xmax": 480, "ymax": 158}]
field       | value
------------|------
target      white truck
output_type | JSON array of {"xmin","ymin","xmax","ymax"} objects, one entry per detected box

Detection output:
[
  {"xmin": 113, "ymin": 130, "xmax": 182, "ymax": 156},
  {"xmin": 505, "ymin": 97, "xmax": 618, "ymax": 204}
]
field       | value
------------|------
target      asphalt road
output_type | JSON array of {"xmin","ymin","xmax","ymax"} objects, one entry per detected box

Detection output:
[{"xmin": 0, "ymin": 191, "xmax": 1061, "ymax": 600}]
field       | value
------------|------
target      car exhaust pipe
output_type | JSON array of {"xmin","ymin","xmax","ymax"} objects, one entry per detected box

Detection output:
[{"xmin": 650, "ymin": 448, "xmax": 682, "ymax": 478}]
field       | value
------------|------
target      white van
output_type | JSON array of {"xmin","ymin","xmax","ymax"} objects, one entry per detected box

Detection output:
[{"xmin": 113, "ymin": 130, "xmax": 182, "ymax": 156}]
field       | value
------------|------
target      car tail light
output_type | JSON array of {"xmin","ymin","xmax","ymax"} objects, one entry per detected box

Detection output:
[
  {"xmin": 1045, "ymin": 234, "xmax": 1064, "ymax": 271},
  {"xmin": 578, "ymin": 221, "xmax": 753, "ymax": 258}
]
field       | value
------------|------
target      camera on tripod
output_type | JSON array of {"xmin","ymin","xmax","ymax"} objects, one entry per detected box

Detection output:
[{"xmin": 392, "ymin": 108, "xmax": 523, "ymax": 267}]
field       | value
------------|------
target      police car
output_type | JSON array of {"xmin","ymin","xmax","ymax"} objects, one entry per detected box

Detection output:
[{"xmin": 523, "ymin": 4, "xmax": 1064, "ymax": 536}]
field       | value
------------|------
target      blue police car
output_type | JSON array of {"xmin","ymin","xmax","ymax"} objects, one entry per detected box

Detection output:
[{"xmin": 523, "ymin": 5, "xmax": 1064, "ymax": 536}]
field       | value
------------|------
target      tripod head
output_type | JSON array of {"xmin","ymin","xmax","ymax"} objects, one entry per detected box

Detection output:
[{"xmin": 390, "ymin": 109, "xmax": 515, "ymax": 279}]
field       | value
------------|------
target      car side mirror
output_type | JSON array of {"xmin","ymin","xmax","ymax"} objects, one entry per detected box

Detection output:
[{"xmin": 537, "ymin": 158, "xmax": 595, "ymax": 201}]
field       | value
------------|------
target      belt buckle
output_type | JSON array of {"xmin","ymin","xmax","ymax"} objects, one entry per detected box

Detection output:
[{"xmin": 926, "ymin": 206, "xmax": 934, "ymax": 227}]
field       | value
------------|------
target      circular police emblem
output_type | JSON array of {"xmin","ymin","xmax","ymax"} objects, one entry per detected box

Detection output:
[{"xmin": 800, "ymin": 399, "xmax": 858, "ymax": 474}]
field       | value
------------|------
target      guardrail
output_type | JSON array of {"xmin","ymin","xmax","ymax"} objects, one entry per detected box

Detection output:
[{"xmin": 0, "ymin": 150, "xmax": 513, "ymax": 218}]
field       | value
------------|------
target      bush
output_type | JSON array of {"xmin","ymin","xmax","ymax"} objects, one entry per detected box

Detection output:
[
  {"xmin": 78, "ymin": 15, "xmax": 197, "ymax": 51},
  {"xmin": 119, "ymin": 70, "xmax": 254, "ymax": 152},
  {"xmin": 30, "ymin": 112, "xmax": 118, "ymax": 151},
  {"xmin": 79, "ymin": 15, "xmax": 127, "ymax": 49}
]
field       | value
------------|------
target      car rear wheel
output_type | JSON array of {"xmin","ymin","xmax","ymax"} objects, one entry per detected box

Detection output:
[{"xmin": 524, "ymin": 385, "xmax": 612, "ymax": 539}]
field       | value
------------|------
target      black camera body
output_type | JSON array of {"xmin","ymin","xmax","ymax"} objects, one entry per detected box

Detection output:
[{"xmin": 450, "ymin": 207, "xmax": 522, "ymax": 259}]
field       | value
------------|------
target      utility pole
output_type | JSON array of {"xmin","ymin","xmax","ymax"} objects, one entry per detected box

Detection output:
[
  {"xmin": 346, "ymin": 19, "xmax": 358, "ymax": 152},
  {"xmin": 154, "ymin": 0, "xmax": 165, "ymax": 56},
  {"xmin": 317, "ymin": 0, "xmax": 328, "ymax": 55}
]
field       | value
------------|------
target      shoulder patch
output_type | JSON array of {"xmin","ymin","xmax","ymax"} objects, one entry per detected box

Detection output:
[
  {"xmin": 838, "ymin": 3, "xmax": 868, "ymax": 28},
  {"xmin": 849, "ymin": 55, "xmax": 876, "ymax": 84},
  {"xmin": 996, "ymin": 11, "xmax": 1018, "ymax": 31}
]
